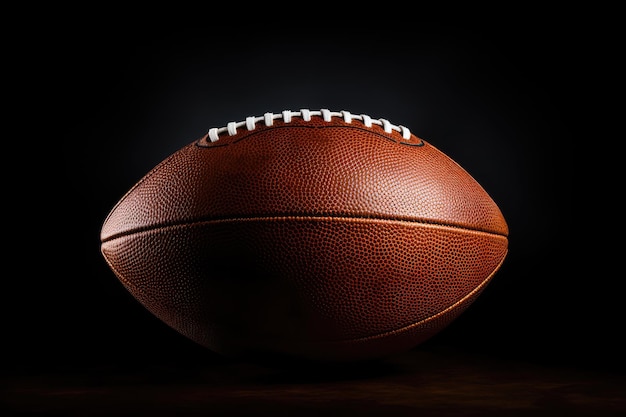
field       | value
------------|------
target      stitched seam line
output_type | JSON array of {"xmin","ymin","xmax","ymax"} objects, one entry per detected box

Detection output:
[{"xmin": 101, "ymin": 215, "xmax": 508, "ymax": 243}]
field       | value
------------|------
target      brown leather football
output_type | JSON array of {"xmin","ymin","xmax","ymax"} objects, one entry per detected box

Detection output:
[{"xmin": 100, "ymin": 109, "xmax": 509, "ymax": 364}]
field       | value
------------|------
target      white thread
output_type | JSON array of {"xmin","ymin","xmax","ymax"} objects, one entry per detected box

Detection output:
[
  {"xmin": 208, "ymin": 127, "xmax": 219, "ymax": 142},
  {"xmin": 206, "ymin": 109, "xmax": 413, "ymax": 141},
  {"xmin": 380, "ymin": 118, "xmax": 392, "ymax": 133},
  {"xmin": 246, "ymin": 116, "xmax": 256, "ymax": 131},
  {"xmin": 400, "ymin": 125, "xmax": 410, "ymax": 139},
  {"xmin": 227, "ymin": 121, "xmax": 237, "ymax": 136}
]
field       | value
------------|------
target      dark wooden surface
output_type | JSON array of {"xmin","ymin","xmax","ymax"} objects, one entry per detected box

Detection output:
[{"xmin": 3, "ymin": 346, "xmax": 624, "ymax": 417}]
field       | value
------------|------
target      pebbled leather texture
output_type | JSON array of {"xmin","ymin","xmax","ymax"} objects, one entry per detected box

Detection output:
[{"xmin": 101, "ymin": 112, "xmax": 509, "ymax": 363}]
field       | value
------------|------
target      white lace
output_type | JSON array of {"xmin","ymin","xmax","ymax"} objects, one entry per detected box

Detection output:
[{"xmin": 207, "ymin": 109, "xmax": 411, "ymax": 142}]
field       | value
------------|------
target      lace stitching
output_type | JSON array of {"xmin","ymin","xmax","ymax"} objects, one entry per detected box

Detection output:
[{"xmin": 207, "ymin": 109, "xmax": 411, "ymax": 142}]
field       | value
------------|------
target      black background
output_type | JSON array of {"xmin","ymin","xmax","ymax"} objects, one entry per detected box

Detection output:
[{"xmin": 7, "ymin": 16, "xmax": 619, "ymax": 379}]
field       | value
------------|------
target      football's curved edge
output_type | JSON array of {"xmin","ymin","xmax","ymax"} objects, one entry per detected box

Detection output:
[{"xmin": 228, "ymin": 251, "xmax": 507, "ymax": 366}]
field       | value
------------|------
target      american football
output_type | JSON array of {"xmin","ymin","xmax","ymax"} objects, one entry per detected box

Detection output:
[{"xmin": 100, "ymin": 109, "xmax": 509, "ymax": 364}]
